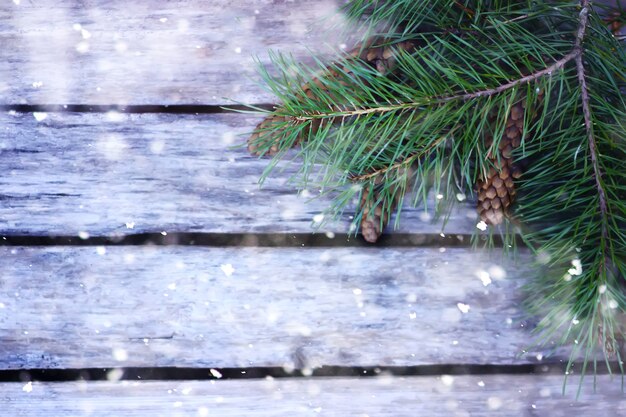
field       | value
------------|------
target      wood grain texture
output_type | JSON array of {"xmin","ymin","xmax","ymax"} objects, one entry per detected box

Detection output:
[
  {"xmin": 0, "ymin": 112, "xmax": 477, "ymax": 236},
  {"xmin": 0, "ymin": 246, "xmax": 550, "ymax": 369},
  {"xmin": 0, "ymin": 0, "xmax": 345, "ymax": 105},
  {"xmin": 2, "ymin": 375, "xmax": 624, "ymax": 416}
]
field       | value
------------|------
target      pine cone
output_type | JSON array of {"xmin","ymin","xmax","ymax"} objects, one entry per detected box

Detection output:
[
  {"xmin": 248, "ymin": 38, "xmax": 416, "ymax": 156},
  {"xmin": 360, "ymin": 182, "xmax": 388, "ymax": 243},
  {"xmin": 359, "ymin": 166, "xmax": 414, "ymax": 243},
  {"xmin": 477, "ymin": 93, "xmax": 542, "ymax": 225}
]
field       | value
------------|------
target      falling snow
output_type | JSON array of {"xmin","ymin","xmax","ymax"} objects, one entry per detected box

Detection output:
[
  {"xmin": 22, "ymin": 382, "xmax": 32, "ymax": 393},
  {"xmin": 456, "ymin": 303, "xmax": 470, "ymax": 314},
  {"xmin": 220, "ymin": 264, "xmax": 235, "ymax": 276},
  {"xmin": 33, "ymin": 112, "xmax": 47, "ymax": 122}
]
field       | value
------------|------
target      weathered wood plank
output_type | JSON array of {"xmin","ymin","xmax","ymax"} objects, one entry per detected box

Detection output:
[
  {"xmin": 0, "ymin": 112, "xmax": 476, "ymax": 236},
  {"xmin": 2, "ymin": 375, "xmax": 624, "ymax": 416},
  {"xmin": 1, "ymin": 0, "xmax": 623, "ymax": 106},
  {"xmin": 0, "ymin": 0, "xmax": 344, "ymax": 105},
  {"xmin": 0, "ymin": 246, "xmax": 549, "ymax": 369}
]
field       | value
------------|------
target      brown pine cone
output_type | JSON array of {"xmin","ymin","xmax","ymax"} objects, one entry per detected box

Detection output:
[
  {"xmin": 359, "ymin": 165, "xmax": 414, "ymax": 243},
  {"xmin": 248, "ymin": 38, "xmax": 416, "ymax": 156},
  {"xmin": 477, "ymin": 92, "xmax": 542, "ymax": 225},
  {"xmin": 360, "ymin": 183, "xmax": 388, "ymax": 243}
]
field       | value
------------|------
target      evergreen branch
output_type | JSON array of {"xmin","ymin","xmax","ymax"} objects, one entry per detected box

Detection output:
[
  {"xmin": 349, "ymin": 127, "xmax": 454, "ymax": 182},
  {"xmin": 573, "ymin": 1, "xmax": 609, "ymax": 242},
  {"xmin": 291, "ymin": 48, "xmax": 579, "ymax": 122}
]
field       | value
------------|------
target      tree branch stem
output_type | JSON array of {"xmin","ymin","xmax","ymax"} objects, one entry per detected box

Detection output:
[{"xmin": 574, "ymin": 1, "xmax": 609, "ymax": 239}]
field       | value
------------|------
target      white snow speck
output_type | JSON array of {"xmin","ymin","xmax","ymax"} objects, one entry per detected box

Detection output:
[
  {"xmin": 441, "ymin": 375, "xmax": 454, "ymax": 386},
  {"xmin": 106, "ymin": 111, "xmax": 125, "ymax": 122},
  {"xmin": 76, "ymin": 41, "xmax": 90, "ymax": 53},
  {"xmin": 125, "ymin": 222, "xmax": 135, "ymax": 229},
  {"xmin": 436, "ymin": 194, "xmax": 444, "ymax": 200},
  {"xmin": 182, "ymin": 387, "xmax": 192, "ymax": 395},
  {"xmin": 572, "ymin": 318, "xmax": 579, "ymax": 325},
  {"xmin": 115, "ymin": 42, "xmax": 128, "ymax": 53},
  {"xmin": 418, "ymin": 211, "xmax": 432, "ymax": 222},
  {"xmin": 313, "ymin": 407, "xmax": 322, "ymax": 413},
  {"xmin": 107, "ymin": 369, "xmax": 124, "ymax": 381},
  {"xmin": 159, "ymin": 17, "xmax": 168, "ymax": 23},
  {"xmin": 220, "ymin": 264, "xmax": 235, "ymax": 276},
  {"xmin": 608, "ymin": 299, "xmax": 618, "ymax": 309},
  {"xmin": 312, "ymin": 213, "xmax": 324, "ymax": 223},
  {"xmin": 536, "ymin": 353, "xmax": 543, "ymax": 361},
  {"xmin": 78, "ymin": 231, "xmax": 90, "ymax": 240},
  {"xmin": 33, "ymin": 112, "xmax": 47, "ymax": 122},
  {"xmin": 352, "ymin": 288, "xmax": 362, "ymax": 295},
  {"xmin": 452, "ymin": 340, "xmax": 459, "ymax": 345},
  {"xmin": 210, "ymin": 369, "xmax": 223, "ymax": 379},
  {"xmin": 32, "ymin": 81, "xmax": 43, "ymax": 88},
  {"xmin": 0, "ymin": 303, "xmax": 5, "ymax": 309},
  {"xmin": 409, "ymin": 312, "xmax": 417, "ymax": 320},
  {"xmin": 439, "ymin": 247, "xmax": 446, "ymax": 253},
  {"xmin": 457, "ymin": 303, "xmax": 470, "ymax": 314},
  {"xmin": 198, "ymin": 407, "xmax": 209, "ymax": 416},
  {"xmin": 161, "ymin": 231, "xmax": 167, "ymax": 236},
  {"xmin": 325, "ymin": 231, "xmax": 335, "ymax": 239},
  {"xmin": 254, "ymin": 9, "xmax": 260, "ymax": 14},
  {"xmin": 173, "ymin": 401, "xmax": 183, "ymax": 408},
  {"xmin": 234, "ymin": 47, "xmax": 242, "ymax": 54},
  {"xmin": 81, "ymin": 28, "xmax": 91, "ymax": 39},
  {"xmin": 475, "ymin": 270, "xmax": 491, "ymax": 286},
  {"xmin": 476, "ymin": 221, "xmax": 488, "ymax": 231},
  {"xmin": 96, "ymin": 246, "xmax": 106, "ymax": 255},
  {"xmin": 488, "ymin": 265, "xmax": 506, "ymax": 280},
  {"xmin": 487, "ymin": 397, "xmax": 503, "ymax": 410},
  {"xmin": 113, "ymin": 348, "xmax": 128, "ymax": 361},
  {"xmin": 222, "ymin": 131, "xmax": 235, "ymax": 144},
  {"xmin": 477, "ymin": 380, "xmax": 485, "ymax": 387},
  {"xmin": 22, "ymin": 382, "xmax": 32, "ymax": 393},
  {"xmin": 167, "ymin": 283, "xmax": 176, "ymax": 290},
  {"xmin": 598, "ymin": 285, "xmax": 607, "ymax": 294},
  {"xmin": 439, "ymin": 232, "xmax": 445, "ymax": 237},
  {"xmin": 456, "ymin": 193, "xmax": 466, "ymax": 201},
  {"xmin": 568, "ymin": 259, "xmax": 582, "ymax": 276},
  {"xmin": 72, "ymin": 23, "xmax": 82, "ymax": 31}
]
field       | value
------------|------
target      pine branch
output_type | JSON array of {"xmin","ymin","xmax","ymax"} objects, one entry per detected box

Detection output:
[
  {"xmin": 245, "ymin": 1, "xmax": 626, "ymax": 390},
  {"xmin": 574, "ymin": 2, "xmax": 609, "ymax": 241}
]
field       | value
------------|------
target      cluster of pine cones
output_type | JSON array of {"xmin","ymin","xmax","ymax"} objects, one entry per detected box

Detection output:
[{"xmin": 247, "ymin": 38, "xmax": 542, "ymax": 242}]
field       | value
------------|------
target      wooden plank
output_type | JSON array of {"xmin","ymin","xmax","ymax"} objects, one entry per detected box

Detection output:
[
  {"xmin": 1, "ymin": 0, "xmax": 623, "ymax": 106},
  {"xmin": 0, "ymin": 0, "xmax": 345, "ymax": 105},
  {"xmin": 0, "ymin": 112, "xmax": 477, "ymax": 236},
  {"xmin": 1, "ymin": 375, "xmax": 623, "ymax": 416},
  {"xmin": 1, "ymin": 245, "xmax": 553, "ymax": 369}
]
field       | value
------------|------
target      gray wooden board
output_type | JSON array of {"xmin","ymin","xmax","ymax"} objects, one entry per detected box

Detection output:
[
  {"xmin": 0, "ymin": 111, "xmax": 477, "ymax": 236},
  {"xmin": 0, "ymin": 0, "xmax": 346, "ymax": 105},
  {"xmin": 1, "ymin": 1, "xmax": 623, "ymax": 106},
  {"xmin": 0, "ymin": 245, "xmax": 558, "ymax": 370},
  {"xmin": 1, "ymin": 375, "xmax": 624, "ymax": 416}
]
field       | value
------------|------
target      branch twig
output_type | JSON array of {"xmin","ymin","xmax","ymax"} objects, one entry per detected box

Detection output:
[{"xmin": 574, "ymin": 1, "xmax": 609, "ymax": 240}]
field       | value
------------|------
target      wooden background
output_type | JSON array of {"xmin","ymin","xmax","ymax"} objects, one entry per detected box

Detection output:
[{"xmin": 0, "ymin": 0, "xmax": 624, "ymax": 415}]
